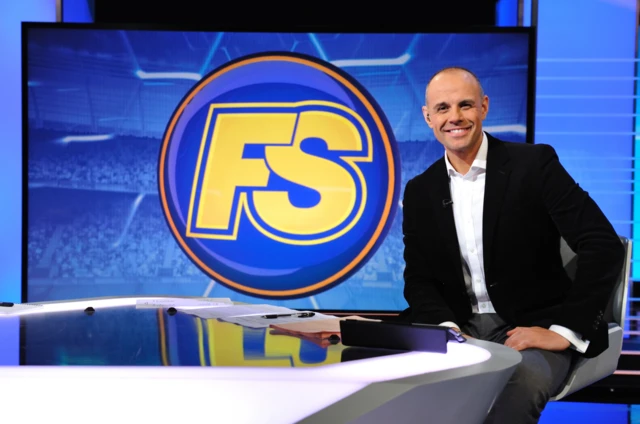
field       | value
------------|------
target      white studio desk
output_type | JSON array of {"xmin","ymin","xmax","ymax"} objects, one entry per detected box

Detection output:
[{"xmin": 0, "ymin": 296, "xmax": 522, "ymax": 423}]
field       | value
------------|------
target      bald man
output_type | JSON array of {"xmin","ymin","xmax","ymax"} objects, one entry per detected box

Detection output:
[{"xmin": 401, "ymin": 67, "xmax": 624, "ymax": 423}]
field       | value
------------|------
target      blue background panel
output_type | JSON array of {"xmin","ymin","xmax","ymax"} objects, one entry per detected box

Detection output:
[
  {"xmin": 534, "ymin": 0, "xmax": 635, "ymax": 249},
  {"xmin": 62, "ymin": 0, "xmax": 94, "ymax": 23},
  {"xmin": 0, "ymin": 0, "xmax": 57, "ymax": 304}
]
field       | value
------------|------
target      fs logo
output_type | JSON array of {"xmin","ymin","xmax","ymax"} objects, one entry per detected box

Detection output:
[{"xmin": 159, "ymin": 53, "xmax": 399, "ymax": 298}]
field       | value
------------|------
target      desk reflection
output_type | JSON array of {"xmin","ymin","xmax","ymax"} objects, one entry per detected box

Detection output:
[{"xmin": 21, "ymin": 306, "xmax": 357, "ymax": 367}]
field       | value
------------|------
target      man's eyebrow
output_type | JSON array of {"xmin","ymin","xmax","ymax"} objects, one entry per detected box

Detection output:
[{"xmin": 432, "ymin": 99, "xmax": 476, "ymax": 109}]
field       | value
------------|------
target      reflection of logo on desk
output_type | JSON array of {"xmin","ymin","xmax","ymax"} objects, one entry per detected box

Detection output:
[{"xmin": 159, "ymin": 53, "xmax": 399, "ymax": 298}]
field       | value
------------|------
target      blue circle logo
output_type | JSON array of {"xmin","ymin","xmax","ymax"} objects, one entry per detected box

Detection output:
[{"xmin": 159, "ymin": 53, "xmax": 400, "ymax": 298}]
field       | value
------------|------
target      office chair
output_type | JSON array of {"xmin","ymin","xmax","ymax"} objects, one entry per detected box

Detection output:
[{"xmin": 550, "ymin": 235, "xmax": 632, "ymax": 401}]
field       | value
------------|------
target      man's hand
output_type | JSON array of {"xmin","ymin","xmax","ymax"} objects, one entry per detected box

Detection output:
[{"xmin": 504, "ymin": 326, "xmax": 570, "ymax": 351}]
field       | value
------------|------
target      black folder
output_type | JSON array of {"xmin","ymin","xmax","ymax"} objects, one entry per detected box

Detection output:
[{"xmin": 339, "ymin": 319, "xmax": 465, "ymax": 354}]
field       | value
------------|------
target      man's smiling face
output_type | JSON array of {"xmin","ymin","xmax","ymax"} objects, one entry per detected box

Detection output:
[{"xmin": 422, "ymin": 69, "xmax": 488, "ymax": 157}]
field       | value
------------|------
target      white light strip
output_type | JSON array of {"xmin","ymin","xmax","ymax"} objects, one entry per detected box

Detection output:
[
  {"xmin": 538, "ymin": 95, "xmax": 640, "ymax": 99},
  {"xmin": 537, "ymin": 76, "xmax": 640, "ymax": 80},
  {"xmin": 135, "ymin": 70, "xmax": 202, "ymax": 81},
  {"xmin": 537, "ymin": 113, "xmax": 640, "ymax": 117},
  {"xmin": 0, "ymin": 342, "xmax": 489, "ymax": 383},
  {"xmin": 309, "ymin": 296, "xmax": 320, "ymax": 309},
  {"xmin": 0, "ymin": 296, "xmax": 190, "ymax": 317},
  {"xmin": 203, "ymin": 280, "xmax": 216, "ymax": 297},
  {"xmin": 538, "ymin": 58, "xmax": 640, "ymax": 62},
  {"xmin": 60, "ymin": 134, "xmax": 113, "ymax": 143},
  {"xmin": 538, "ymin": 131, "xmax": 636, "ymax": 136},
  {"xmin": 484, "ymin": 124, "xmax": 526, "ymax": 134},
  {"xmin": 331, "ymin": 53, "xmax": 411, "ymax": 68}
]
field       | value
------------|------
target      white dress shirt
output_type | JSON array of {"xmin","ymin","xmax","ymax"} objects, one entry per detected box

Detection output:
[{"xmin": 439, "ymin": 132, "xmax": 589, "ymax": 353}]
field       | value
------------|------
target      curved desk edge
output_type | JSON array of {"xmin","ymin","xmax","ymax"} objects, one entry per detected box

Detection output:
[{"xmin": 299, "ymin": 338, "xmax": 522, "ymax": 424}]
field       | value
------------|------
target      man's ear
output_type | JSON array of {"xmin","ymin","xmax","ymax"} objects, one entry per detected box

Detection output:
[
  {"xmin": 422, "ymin": 106, "xmax": 433, "ymax": 128},
  {"xmin": 481, "ymin": 95, "xmax": 489, "ymax": 120}
]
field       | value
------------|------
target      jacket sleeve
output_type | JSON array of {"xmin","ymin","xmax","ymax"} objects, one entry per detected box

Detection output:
[
  {"xmin": 537, "ymin": 144, "xmax": 625, "ymax": 341},
  {"xmin": 402, "ymin": 178, "xmax": 458, "ymax": 324}
]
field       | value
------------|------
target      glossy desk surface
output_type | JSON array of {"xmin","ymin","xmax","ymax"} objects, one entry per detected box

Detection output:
[
  {"xmin": 0, "ymin": 296, "xmax": 521, "ymax": 424},
  {"xmin": 3, "ymin": 296, "xmax": 490, "ymax": 369},
  {"xmin": 19, "ymin": 304, "xmax": 347, "ymax": 368}
]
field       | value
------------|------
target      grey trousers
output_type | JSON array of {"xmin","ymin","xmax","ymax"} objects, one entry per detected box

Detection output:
[{"xmin": 461, "ymin": 314, "xmax": 574, "ymax": 424}]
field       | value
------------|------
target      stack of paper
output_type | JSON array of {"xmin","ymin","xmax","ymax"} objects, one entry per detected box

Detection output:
[
  {"xmin": 135, "ymin": 297, "xmax": 232, "ymax": 309},
  {"xmin": 179, "ymin": 304, "xmax": 335, "ymax": 329},
  {"xmin": 226, "ymin": 311, "xmax": 334, "ymax": 329}
]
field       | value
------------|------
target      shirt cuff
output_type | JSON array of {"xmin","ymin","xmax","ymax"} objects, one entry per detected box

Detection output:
[
  {"xmin": 439, "ymin": 321, "xmax": 460, "ymax": 330},
  {"xmin": 549, "ymin": 324, "xmax": 590, "ymax": 353}
]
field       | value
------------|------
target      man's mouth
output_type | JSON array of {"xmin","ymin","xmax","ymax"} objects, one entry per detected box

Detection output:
[{"xmin": 444, "ymin": 126, "xmax": 471, "ymax": 135}]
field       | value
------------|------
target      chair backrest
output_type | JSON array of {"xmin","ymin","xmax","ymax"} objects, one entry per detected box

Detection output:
[{"xmin": 559, "ymin": 236, "xmax": 632, "ymax": 327}]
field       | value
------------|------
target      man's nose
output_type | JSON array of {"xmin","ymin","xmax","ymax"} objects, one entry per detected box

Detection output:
[{"xmin": 449, "ymin": 107, "xmax": 464, "ymax": 122}]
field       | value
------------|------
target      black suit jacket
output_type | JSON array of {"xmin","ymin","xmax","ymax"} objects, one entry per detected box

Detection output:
[{"xmin": 402, "ymin": 134, "xmax": 624, "ymax": 358}]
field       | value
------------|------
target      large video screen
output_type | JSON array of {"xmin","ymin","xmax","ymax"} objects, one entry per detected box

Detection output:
[{"xmin": 24, "ymin": 24, "xmax": 534, "ymax": 311}]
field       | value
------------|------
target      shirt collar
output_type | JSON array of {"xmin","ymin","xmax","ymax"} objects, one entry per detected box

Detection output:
[{"xmin": 445, "ymin": 131, "xmax": 488, "ymax": 177}]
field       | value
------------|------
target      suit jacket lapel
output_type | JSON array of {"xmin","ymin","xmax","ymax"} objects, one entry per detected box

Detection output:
[
  {"xmin": 431, "ymin": 159, "xmax": 464, "ymax": 284},
  {"xmin": 483, "ymin": 135, "xmax": 512, "ymax": 278}
]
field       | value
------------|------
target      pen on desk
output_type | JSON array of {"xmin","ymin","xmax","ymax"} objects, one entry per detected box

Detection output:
[
  {"xmin": 261, "ymin": 312, "xmax": 315, "ymax": 319},
  {"xmin": 0, "ymin": 302, "xmax": 14, "ymax": 307}
]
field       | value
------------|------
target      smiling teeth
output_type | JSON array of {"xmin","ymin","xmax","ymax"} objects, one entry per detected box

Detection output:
[{"xmin": 450, "ymin": 129, "xmax": 466, "ymax": 133}]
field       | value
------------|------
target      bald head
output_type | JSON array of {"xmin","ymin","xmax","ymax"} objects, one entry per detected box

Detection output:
[
  {"xmin": 425, "ymin": 67, "xmax": 484, "ymax": 106},
  {"xmin": 420, "ymin": 66, "xmax": 489, "ymax": 167}
]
